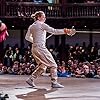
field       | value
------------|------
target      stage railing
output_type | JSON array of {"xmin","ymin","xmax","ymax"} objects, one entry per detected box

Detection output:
[
  {"xmin": 0, "ymin": 2, "xmax": 100, "ymax": 18},
  {"xmin": 64, "ymin": 3, "xmax": 100, "ymax": 18}
]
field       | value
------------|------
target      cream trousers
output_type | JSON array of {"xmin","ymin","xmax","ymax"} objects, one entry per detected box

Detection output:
[{"xmin": 31, "ymin": 44, "xmax": 58, "ymax": 82}]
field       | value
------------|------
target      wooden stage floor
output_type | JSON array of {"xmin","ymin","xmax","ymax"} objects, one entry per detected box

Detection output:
[{"xmin": 0, "ymin": 75, "xmax": 100, "ymax": 100}]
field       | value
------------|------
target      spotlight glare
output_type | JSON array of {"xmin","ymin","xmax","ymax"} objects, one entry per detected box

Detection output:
[
  {"xmin": 12, "ymin": 25, "xmax": 14, "ymax": 28},
  {"xmin": 72, "ymin": 26, "xmax": 74, "ymax": 29}
]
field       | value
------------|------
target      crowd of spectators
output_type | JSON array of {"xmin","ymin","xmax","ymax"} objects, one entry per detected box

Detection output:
[
  {"xmin": 0, "ymin": 44, "xmax": 36, "ymax": 75},
  {"xmin": 0, "ymin": 42, "xmax": 100, "ymax": 79}
]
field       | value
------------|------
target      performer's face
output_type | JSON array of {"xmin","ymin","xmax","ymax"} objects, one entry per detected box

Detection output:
[{"xmin": 38, "ymin": 13, "xmax": 46, "ymax": 22}]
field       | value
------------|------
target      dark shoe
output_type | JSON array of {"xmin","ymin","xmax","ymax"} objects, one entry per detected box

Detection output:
[{"xmin": 51, "ymin": 82, "xmax": 64, "ymax": 88}]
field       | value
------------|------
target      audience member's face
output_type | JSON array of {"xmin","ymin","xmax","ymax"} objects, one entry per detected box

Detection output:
[
  {"xmin": 91, "ymin": 64, "xmax": 95, "ymax": 70},
  {"xmin": 26, "ymin": 68, "xmax": 31, "ymax": 74},
  {"xmin": 97, "ymin": 67, "xmax": 100, "ymax": 75},
  {"xmin": 84, "ymin": 65, "xmax": 89, "ymax": 73},
  {"xmin": 2, "ymin": 66, "xmax": 7, "ymax": 72},
  {"xmin": 75, "ymin": 68, "xmax": 81, "ymax": 75}
]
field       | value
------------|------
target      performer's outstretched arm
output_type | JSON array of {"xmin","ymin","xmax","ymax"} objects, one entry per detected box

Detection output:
[{"xmin": 42, "ymin": 23, "xmax": 74, "ymax": 35}]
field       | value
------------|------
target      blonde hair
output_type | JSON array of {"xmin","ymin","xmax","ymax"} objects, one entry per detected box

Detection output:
[{"xmin": 31, "ymin": 11, "xmax": 45, "ymax": 21}]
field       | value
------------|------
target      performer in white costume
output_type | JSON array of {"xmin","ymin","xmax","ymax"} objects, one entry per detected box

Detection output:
[{"xmin": 25, "ymin": 11, "xmax": 76, "ymax": 88}]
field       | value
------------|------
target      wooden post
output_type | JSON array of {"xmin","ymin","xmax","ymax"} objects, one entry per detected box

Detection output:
[
  {"xmin": 55, "ymin": 36, "xmax": 59, "ymax": 48},
  {"xmin": 20, "ymin": 29, "xmax": 24, "ymax": 48},
  {"xmin": 62, "ymin": 0, "xmax": 68, "ymax": 17},
  {"xmin": 0, "ymin": 0, "xmax": 6, "ymax": 16},
  {"xmin": 89, "ymin": 29, "xmax": 93, "ymax": 46}
]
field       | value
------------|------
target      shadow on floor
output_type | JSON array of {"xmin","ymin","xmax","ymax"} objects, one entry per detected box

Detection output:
[{"xmin": 17, "ymin": 88, "xmax": 57, "ymax": 100}]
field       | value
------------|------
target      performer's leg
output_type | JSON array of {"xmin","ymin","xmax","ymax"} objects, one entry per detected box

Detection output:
[
  {"xmin": 50, "ymin": 65, "xmax": 64, "ymax": 88},
  {"xmin": 26, "ymin": 46, "xmax": 64, "ymax": 88},
  {"xmin": 26, "ymin": 63, "xmax": 46, "ymax": 87},
  {"xmin": 50, "ymin": 66, "xmax": 58, "ymax": 83},
  {"xmin": 31, "ymin": 64, "xmax": 46, "ymax": 78}
]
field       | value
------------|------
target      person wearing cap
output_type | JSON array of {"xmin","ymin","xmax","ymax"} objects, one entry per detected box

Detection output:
[{"xmin": 25, "ymin": 11, "xmax": 76, "ymax": 88}]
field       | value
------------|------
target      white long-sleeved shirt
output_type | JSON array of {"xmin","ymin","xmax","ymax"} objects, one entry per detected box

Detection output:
[{"xmin": 25, "ymin": 20, "xmax": 65, "ymax": 45}]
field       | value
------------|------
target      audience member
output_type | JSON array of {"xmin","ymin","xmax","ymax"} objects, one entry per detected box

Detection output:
[{"xmin": 0, "ymin": 42, "xmax": 99, "ymax": 80}]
